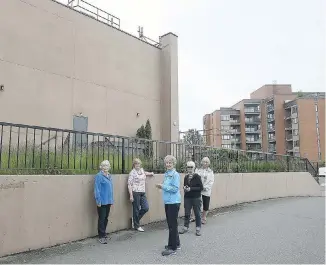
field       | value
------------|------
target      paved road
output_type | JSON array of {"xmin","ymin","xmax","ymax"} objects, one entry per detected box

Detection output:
[{"xmin": 1, "ymin": 197, "xmax": 325, "ymax": 264}]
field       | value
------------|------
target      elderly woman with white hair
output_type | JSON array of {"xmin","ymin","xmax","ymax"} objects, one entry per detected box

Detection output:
[
  {"xmin": 195, "ymin": 157, "xmax": 215, "ymax": 224},
  {"xmin": 155, "ymin": 155, "xmax": 181, "ymax": 256},
  {"xmin": 179, "ymin": 161, "xmax": 203, "ymax": 236},
  {"xmin": 94, "ymin": 160, "xmax": 114, "ymax": 244},
  {"xmin": 128, "ymin": 158, "xmax": 154, "ymax": 232}
]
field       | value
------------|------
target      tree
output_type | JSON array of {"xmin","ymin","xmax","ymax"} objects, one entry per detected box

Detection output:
[
  {"xmin": 183, "ymin": 129, "xmax": 204, "ymax": 146},
  {"xmin": 135, "ymin": 120, "xmax": 153, "ymax": 158},
  {"xmin": 136, "ymin": 125, "xmax": 146, "ymax": 139},
  {"xmin": 297, "ymin": 90, "xmax": 304, "ymax": 97},
  {"xmin": 144, "ymin": 119, "xmax": 152, "ymax": 140}
]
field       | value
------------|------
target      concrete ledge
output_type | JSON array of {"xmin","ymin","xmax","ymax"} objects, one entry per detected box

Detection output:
[{"xmin": 0, "ymin": 172, "xmax": 321, "ymax": 257}]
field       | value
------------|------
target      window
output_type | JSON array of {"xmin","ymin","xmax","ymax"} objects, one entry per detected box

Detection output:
[
  {"xmin": 293, "ymin": 129, "xmax": 298, "ymax": 136},
  {"xmin": 291, "ymin": 105, "xmax": 297, "ymax": 114},
  {"xmin": 221, "ymin": 115, "xmax": 229, "ymax": 121},
  {"xmin": 221, "ymin": 125, "xmax": 230, "ymax": 130},
  {"xmin": 315, "ymin": 105, "xmax": 318, "ymax": 112},
  {"xmin": 246, "ymin": 136, "xmax": 259, "ymax": 142},
  {"xmin": 292, "ymin": 118, "xmax": 298, "ymax": 124},
  {"xmin": 222, "ymin": 135, "xmax": 230, "ymax": 140},
  {"xmin": 222, "ymin": 144, "xmax": 231, "ymax": 149},
  {"xmin": 293, "ymin": 140, "xmax": 300, "ymax": 147}
]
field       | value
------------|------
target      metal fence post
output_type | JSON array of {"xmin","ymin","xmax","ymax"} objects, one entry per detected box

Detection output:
[
  {"xmin": 286, "ymin": 156, "xmax": 290, "ymax": 172},
  {"xmin": 237, "ymin": 150, "xmax": 239, "ymax": 173},
  {"xmin": 192, "ymin": 146, "xmax": 195, "ymax": 162},
  {"xmin": 305, "ymin": 158, "xmax": 308, "ymax": 172},
  {"xmin": 121, "ymin": 138, "xmax": 125, "ymax": 174}
]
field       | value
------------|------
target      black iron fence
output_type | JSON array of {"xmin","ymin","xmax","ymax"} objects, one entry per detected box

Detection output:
[{"xmin": 0, "ymin": 122, "xmax": 317, "ymax": 176}]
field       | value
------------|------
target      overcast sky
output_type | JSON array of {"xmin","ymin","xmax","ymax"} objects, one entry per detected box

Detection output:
[{"xmin": 59, "ymin": 0, "xmax": 325, "ymax": 132}]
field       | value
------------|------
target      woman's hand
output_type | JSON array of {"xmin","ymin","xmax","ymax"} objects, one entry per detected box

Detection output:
[
  {"xmin": 184, "ymin": 186, "xmax": 191, "ymax": 192},
  {"xmin": 155, "ymin": 183, "xmax": 163, "ymax": 189},
  {"xmin": 130, "ymin": 196, "xmax": 134, "ymax": 202}
]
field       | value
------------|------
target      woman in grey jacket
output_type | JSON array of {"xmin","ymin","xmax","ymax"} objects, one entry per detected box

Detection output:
[{"xmin": 195, "ymin": 157, "xmax": 215, "ymax": 224}]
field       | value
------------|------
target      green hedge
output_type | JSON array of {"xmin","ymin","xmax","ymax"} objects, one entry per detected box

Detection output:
[{"xmin": 0, "ymin": 146, "xmax": 307, "ymax": 175}]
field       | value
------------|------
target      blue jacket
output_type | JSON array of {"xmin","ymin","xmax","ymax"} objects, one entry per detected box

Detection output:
[
  {"xmin": 94, "ymin": 171, "xmax": 114, "ymax": 205},
  {"xmin": 162, "ymin": 169, "xmax": 181, "ymax": 204}
]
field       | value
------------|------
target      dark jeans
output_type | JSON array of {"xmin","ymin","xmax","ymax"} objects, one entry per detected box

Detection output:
[
  {"xmin": 132, "ymin": 192, "xmax": 149, "ymax": 229},
  {"xmin": 184, "ymin": 197, "xmax": 202, "ymax": 228},
  {"xmin": 165, "ymin": 203, "xmax": 180, "ymax": 251},
  {"xmin": 97, "ymin": 204, "xmax": 111, "ymax": 238}
]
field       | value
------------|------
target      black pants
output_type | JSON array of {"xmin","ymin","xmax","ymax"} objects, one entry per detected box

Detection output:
[
  {"xmin": 184, "ymin": 197, "xmax": 202, "ymax": 228},
  {"xmin": 165, "ymin": 203, "xmax": 180, "ymax": 251},
  {"xmin": 132, "ymin": 192, "xmax": 149, "ymax": 229},
  {"xmin": 202, "ymin": 195, "xmax": 211, "ymax": 211},
  {"xmin": 97, "ymin": 204, "xmax": 111, "ymax": 238}
]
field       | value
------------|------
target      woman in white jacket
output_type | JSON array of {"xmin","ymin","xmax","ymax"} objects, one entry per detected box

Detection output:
[{"xmin": 195, "ymin": 157, "xmax": 214, "ymax": 224}]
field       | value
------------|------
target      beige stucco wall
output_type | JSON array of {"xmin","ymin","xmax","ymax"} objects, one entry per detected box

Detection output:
[
  {"xmin": 0, "ymin": 0, "xmax": 179, "ymax": 142},
  {"xmin": 0, "ymin": 172, "xmax": 321, "ymax": 257}
]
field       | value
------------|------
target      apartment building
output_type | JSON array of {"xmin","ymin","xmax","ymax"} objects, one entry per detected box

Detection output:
[
  {"xmin": 203, "ymin": 84, "xmax": 325, "ymax": 162},
  {"xmin": 283, "ymin": 93, "xmax": 325, "ymax": 162}
]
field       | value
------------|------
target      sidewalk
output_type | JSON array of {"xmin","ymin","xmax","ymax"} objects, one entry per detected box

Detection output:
[{"xmin": 1, "ymin": 197, "xmax": 325, "ymax": 264}]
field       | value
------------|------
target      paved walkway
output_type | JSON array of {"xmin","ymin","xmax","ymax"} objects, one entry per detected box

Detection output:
[{"xmin": 1, "ymin": 197, "xmax": 325, "ymax": 264}]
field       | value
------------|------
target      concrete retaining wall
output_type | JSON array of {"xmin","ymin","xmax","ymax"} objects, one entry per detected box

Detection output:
[{"xmin": 0, "ymin": 172, "xmax": 321, "ymax": 257}]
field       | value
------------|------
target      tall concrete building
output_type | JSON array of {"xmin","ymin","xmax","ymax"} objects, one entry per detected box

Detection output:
[
  {"xmin": 0, "ymin": 0, "xmax": 179, "ymax": 142},
  {"xmin": 203, "ymin": 84, "xmax": 325, "ymax": 162}
]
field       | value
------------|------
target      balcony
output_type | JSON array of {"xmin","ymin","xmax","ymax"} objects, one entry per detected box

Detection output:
[
  {"xmin": 245, "ymin": 118, "xmax": 261, "ymax": 124},
  {"xmin": 267, "ymin": 105, "xmax": 274, "ymax": 112},
  {"xmin": 285, "ymin": 125, "xmax": 292, "ymax": 131},
  {"xmin": 267, "ymin": 126, "xmax": 275, "ymax": 132},
  {"xmin": 268, "ymin": 137, "xmax": 276, "ymax": 143},
  {"xmin": 247, "ymin": 145, "xmax": 262, "ymax": 151},
  {"xmin": 229, "ymin": 119, "xmax": 240, "ymax": 124},
  {"xmin": 230, "ymin": 138, "xmax": 241, "ymax": 144},
  {"xmin": 268, "ymin": 146, "xmax": 276, "ymax": 153},
  {"xmin": 267, "ymin": 116, "xmax": 275, "ymax": 122},
  {"xmin": 244, "ymin": 108, "xmax": 260, "ymax": 114},
  {"xmin": 246, "ymin": 138, "xmax": 262, "ymax": 144},
  {"xmin": 286, "ymin": 135, "xmax": 293, "ymax": 141},
  {"xmin": 229, "ymin": 129, "xmax": 241, "ymax": 134},
  {"xmin": 245, "ymin": 128, "xmax": 261, "ymax": 134}
]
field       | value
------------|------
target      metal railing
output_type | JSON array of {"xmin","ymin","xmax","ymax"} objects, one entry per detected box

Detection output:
[
  {"xmin": 0, "ymin": 121, "xmax": 313, "ymax": 175},
  {"xmin": 244, "ymin": 108, "xmax": 260, "ymax": 113},
  {"xmin": 67, "ymin": 0, "xmax": 120, "ymax": 28}
]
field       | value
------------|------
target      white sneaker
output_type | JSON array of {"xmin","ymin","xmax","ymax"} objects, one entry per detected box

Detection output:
[{"xmin": 137, "ymin": 227, "xmax": 144, "ymax": 232}]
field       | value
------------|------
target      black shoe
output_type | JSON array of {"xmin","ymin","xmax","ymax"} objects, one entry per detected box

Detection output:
[
  {"xmin": 162, "ymin": 249, "xmax": 177, "ymax": 256},
  {"xmin": 165, "ymin": 245, "xmax": 181, "ymax": 250}
]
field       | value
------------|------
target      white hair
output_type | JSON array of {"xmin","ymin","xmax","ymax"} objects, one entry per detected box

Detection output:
[
  {"xmin": 164, "ymin": 155, "xmax": 177, "ymax": 166},
  {"xmin": 186, "ymin": 161, "xmax": 196, "ymax": 168},
  {"xmin": 201, "ymin": 157, "xmax": 210, "ymax": 166},
  {"xmin": 100, "ymin": 160, "xmax": 111, "ymax": 171},
  {"xmin": 132, "ymin": 158, "xmax": 142, "ymax": 168}
]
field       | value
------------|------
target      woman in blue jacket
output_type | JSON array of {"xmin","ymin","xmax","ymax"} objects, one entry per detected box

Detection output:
[
  {"xmin": 155, "ymin": 155, "xmax": 181, "ymax": 256},
  {"xmin": 94, "ymin": 160, "xmax": 114, "ymax": 244}
]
